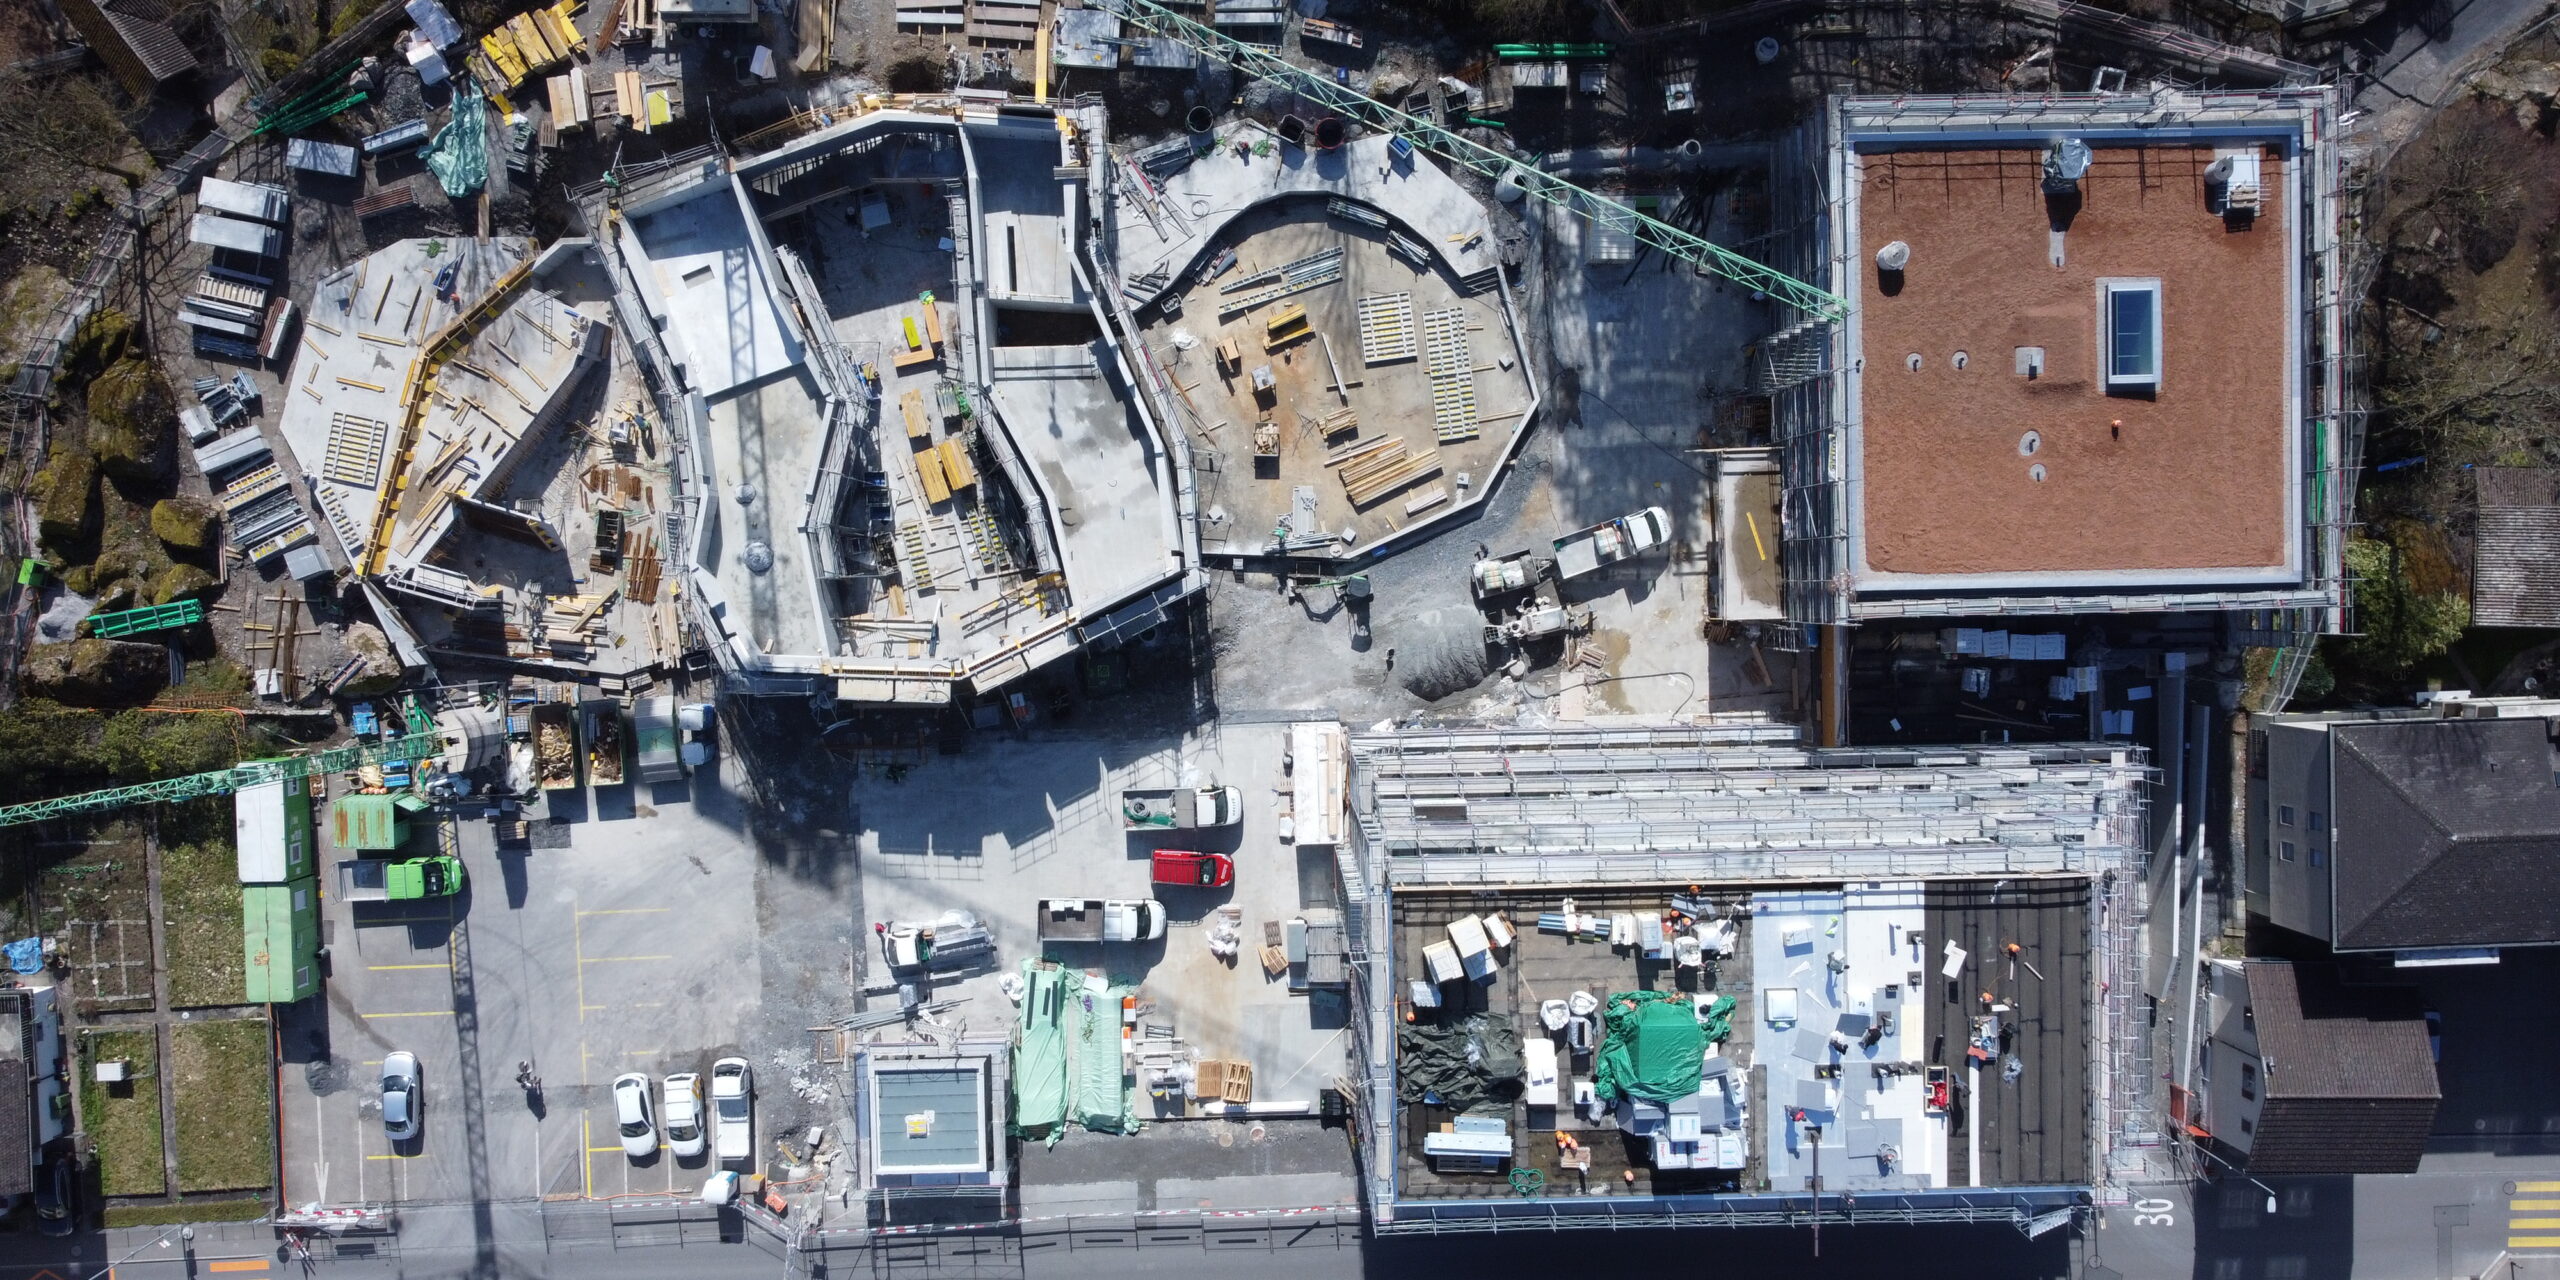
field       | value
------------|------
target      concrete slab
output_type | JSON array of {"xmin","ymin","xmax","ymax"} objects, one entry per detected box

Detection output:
[
  {"xmin": 695, "ymin": 369, "xmax": 833, "ymax": 663},
  {"xmin": 974, "ymin": 133, "xmax": 1083, "ymax": 306},
  {"xmin": 988, "ymin": 345, "xmax": 1182, "ymax": 612},
  {"xmin": 624, "ymin": 184, "xmax": 806, "ymax": 398}
]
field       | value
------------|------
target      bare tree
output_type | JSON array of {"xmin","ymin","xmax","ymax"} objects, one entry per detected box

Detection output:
[{"xmin": 0, "ymin": 74, "xmax": 149, "ymax": 211}]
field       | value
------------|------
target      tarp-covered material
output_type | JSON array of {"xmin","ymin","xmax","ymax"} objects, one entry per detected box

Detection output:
[
  {"xmin": 424, "ymin": 80, "xmax": 489, "ymax": 197},
  {"xmin": 1011, "ymin": 961, "xmax": 1069, "ymax": 1136},
  {"xmin": 1397, "ymin": 1013, "xmax": 1523, "ymax": 1113},
  {"xmin": 1699, "ymin": 993, "xmax": 1736, "ymax": 1047},
  {"xmin": 1070, "ymin": 980, "xmax": 1135, "ymax": 1134},
  {"xmin": 1594, "ymin": 991, "xmax": 1704, "ymax": 1104}
]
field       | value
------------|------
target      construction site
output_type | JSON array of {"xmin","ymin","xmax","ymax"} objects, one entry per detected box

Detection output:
[{"xmin": 0, "ymin": 0, "xmax": 2394, "ymax": 1260}]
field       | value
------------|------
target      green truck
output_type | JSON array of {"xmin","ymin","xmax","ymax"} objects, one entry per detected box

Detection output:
[{"xmin": 336, "ymin": 855, "xmax": 466, "ymax": 902}]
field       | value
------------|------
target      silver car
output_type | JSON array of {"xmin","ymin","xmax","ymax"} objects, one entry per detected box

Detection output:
[
  {"xmin": 612, "ymin": 1072, "xmax": 658, "ymax": 1159},
  {"xmin": 381, "ymin": 1051, "xmax": 421, "ymax": 1142}
]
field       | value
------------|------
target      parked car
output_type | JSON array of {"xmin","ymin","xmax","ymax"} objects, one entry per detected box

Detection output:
[
  {"xmin": 612, "ymin": 1072, "xmax": 658, "ymax": 1159},
  {"xmin": 663, "ymin": 1072, "xmax": 706, "ymax": 1159},
  {"xmin": 33, "ymin": 1156, "xmax": 75, "ymax": 1237},
  {"xmin": 1151, "ymin": 849, "xmax": 1234, "ymax": 888},
  {"xmin": 381, "ymin": 1051, "xmax": 421, "ymax": 1142},
  {"xmin": 712, "ymin": 1057, "xmax": 753, "ymax": 1164}
]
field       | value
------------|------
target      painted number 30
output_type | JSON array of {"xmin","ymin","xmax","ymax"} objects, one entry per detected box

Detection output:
[{"xmin": 2133, "ymin": 1198, "xmax": 2176, "ymax": 1227}]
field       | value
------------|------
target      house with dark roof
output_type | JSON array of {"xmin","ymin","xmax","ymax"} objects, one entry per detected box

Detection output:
[
  {"xmin": 55, "ymin": 0, "xmax": 198, "ymax": 94},
  {"xmin": 2249, "ymin": 705, "xmax": 2560, "ymax": 955},
  {"xmin": 2195, "ymin": 959, "xmax": 2439, "ymax": 1174},
  {"xmin": 2474, "ymin": 468, "xmax": 2560, "ymax": 630}
]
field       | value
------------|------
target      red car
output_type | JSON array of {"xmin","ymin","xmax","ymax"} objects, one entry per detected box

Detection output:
[{"xmin": 1151, "ymin": 850, "xmax": 1234, "ymax": 888}]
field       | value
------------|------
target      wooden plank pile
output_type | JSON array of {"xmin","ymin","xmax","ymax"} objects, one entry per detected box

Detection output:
[
  {"xmin": 624, "ymin": 530, "xmax": 662, "ymax": 605},
  {"xmin": 1331, "ymin": 436, "xmax": 1442, "ymax": 507}
]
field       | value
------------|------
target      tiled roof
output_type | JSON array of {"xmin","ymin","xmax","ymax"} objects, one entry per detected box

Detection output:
[
  {"xmin": 2331, "ymin": 717, "xmax": 2560, "ymax": 951},
  {"xmin": 2474, "ymin": 469, "xmax": 2560, "ymax": 628},
  {"xmin": 2241, "ymin": 961, "xmax": 2437, "ymax": 1174}
]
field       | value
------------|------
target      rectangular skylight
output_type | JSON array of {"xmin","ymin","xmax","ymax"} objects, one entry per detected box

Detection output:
[{"xmin": 2103, "ymin": 280, "xmax": 2161, "ymax": 390}]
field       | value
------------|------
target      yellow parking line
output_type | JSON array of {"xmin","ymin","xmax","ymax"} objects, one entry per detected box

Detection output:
[
  {"xmin": 625, "ymin": 1050, "xmax": 660, "ymax": 1057},
  {"xmin": 578, "ymin": 908, "xmax": 672, "ymax": 916},
  {"xmin": 580, "ymin": 955, "xmax": 675, "ymax": 963},
  {"xmin": 364, "ymin": 1153, "xmax": 426, "ymax": 1161},
  {"xmin": 2521, "ymin": 1182, "xmax": 2560, "ymax": 1192},
  {"xmin": 2513, "ymin": 1236, "xmax": 2560, "ymax": 1250},
  {"xmin": 581, "ymin": 1114, "xmax": 593, "ymax": 1200},
  {"xmin": 208, "ymin": 1262, "xmax": 271, "ymax": 1274},
  {"xmin": 2521, "ymin": 1200, "xmax": 2560, "ymax": 1210},
  {"xmin": 2515, "ymin": 1219, "xmax": 2560, "ymax": 1229},
  {"xmin": 367, "ymin": 963, "xmax": 452, "ymax": 971},
  {"xmin": 587, "ymin": 1146, "xmax": 629, "ymax": 1154},
  {"xmin": 361, "ymin": 1011, "xmax": 454, "ymax": 1019}
]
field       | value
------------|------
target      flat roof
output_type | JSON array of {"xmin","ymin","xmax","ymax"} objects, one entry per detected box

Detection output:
[
  {"xmin": 1849, "ymin": 140, "xmax": 2298, "ymax": 591},
  {"xmin": 871, "ymin": 1063, "xmax": 989, "ymax": 1172}
]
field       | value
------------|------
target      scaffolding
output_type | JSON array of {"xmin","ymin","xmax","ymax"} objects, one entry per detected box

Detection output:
[{"xmin": 1776, "ymin": 90, "xmax": 2355, "ymax": 632}]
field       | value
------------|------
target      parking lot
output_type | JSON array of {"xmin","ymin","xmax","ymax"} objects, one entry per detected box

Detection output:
[
  {"xmin": 277, "ymin": 711, "xmax": 1356, "ymax": 1220},
  {"xmin": 280, "ymin": 759, "xmax": 770, "ymax": 1211}
]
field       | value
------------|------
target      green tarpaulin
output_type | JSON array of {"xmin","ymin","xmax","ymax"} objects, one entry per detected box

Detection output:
[
  {"xmin": 1070, "ymin": 980, "xmax": 1136, "ymax": 1133},
  {"xmin": 1011, "ymin": 961, "xmax": 1069, "ymax": 1136},
  {"xmin": 423, "ymin": 80, "xmax": 489, "ymax": 198},
  {"xmin": 1593, "ymin": 991, "xmax": 1706, "ymax": 1104},
  {"xmin": 1396, "ymin": 1013, "xmax": 1523, "ymax": 1113}
]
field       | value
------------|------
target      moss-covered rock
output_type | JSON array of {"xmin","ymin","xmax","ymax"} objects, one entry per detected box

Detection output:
[
  {"xmin": 65, "ymin": 309, "xmax": 133, "ymax": 381},
  {"xmin": 24, "ymin": 638, "xmax": 166, "ymax": 706},
  {"xmin": 148, "ymin": 563, "xmax": 216, "ymax": 605},
  {"xmin": 92, "ymin": 577, "xmax": 142, "ymax": 615},
  {"xmin": 58, "ymin": 563, "xmax": 94, "ymax": 596},
  {"xmin": 87, "ymin": 359, "xmax": 174, "ymax": 485},
  {"xmin": 34, "ymin": 441, "xmax": 96, "ymax": 549},
  {"xmin": 149, "ymin": 496, "xmax": 220, "ymax": 554}
]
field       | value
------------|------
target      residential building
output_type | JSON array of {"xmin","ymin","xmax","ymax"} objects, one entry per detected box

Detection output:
[
  {"xmin": 2248, "ymin": 702, "xmax": 2560, "ymax": 957},
  {"xmin": 0, "ymin": 986, "xmax": 67, "ymax": 1199},
  {"xmin": 2470, "ymin": 468, "xmax": 2560, "ymax": 628},
  {"xmin": 2195, "ymin": 959, "xmax": 2437, "ymax": 1173},
  {"xmin": 55, "ymin": 0, "xmax": 198, "ymax": 93},
  {"xmin": 1767, "ymin": 89, "xmax": 2351, "ymax": 631}
]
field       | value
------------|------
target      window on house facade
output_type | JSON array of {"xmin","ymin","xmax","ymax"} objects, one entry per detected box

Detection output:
[
  {"xmin": 2279, "ymin": 805, "xmax": 2295, "ymax": 826},
  {"xmin": 2281, "ymin": 841, "xmax": 2296, "ymax": 862},
  {"xmin": 2308, "ymin": 810, "xmax": 2323, "ymax": 832},
  {"xmin": 2242, "ymin": 1062, "xmax": 2258, "ymax": 1101},
  {"xmin": 2310, "ymin": 848, "xmax": 2325, "ymax": 868},
  {"xmin": 2103, "ymin": 280, "xmax": 2162, "ymax": 390}
]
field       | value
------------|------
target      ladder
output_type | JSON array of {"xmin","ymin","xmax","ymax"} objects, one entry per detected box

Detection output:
[{"xmin": 83, "ymin": 600, "xmax": 208, "ymax": 638}]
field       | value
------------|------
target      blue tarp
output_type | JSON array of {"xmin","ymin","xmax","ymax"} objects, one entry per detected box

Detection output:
[{"xmin": 5, "ymin": 937, "xmax": 42, "ymax": 973}]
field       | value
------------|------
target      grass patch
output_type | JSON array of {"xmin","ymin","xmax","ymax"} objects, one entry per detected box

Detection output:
[
  {"xmin": 102, "ymin": 1198, "xmax": 269, "ymax": 1227},
  {"xmin": 169, "ymin": 1018, "xmax": 274, "ymax": 1193},
  {"xmin": 160, "ymin": 800, "xmax": 245, "ymax": 1009},
  {"xmin": 77, "ymin": 1028, "xmax": 163, "ymax": 1196},
  {"xmin": 37, "ymin": 819, "xmax": 156, "ymax": 1013}
]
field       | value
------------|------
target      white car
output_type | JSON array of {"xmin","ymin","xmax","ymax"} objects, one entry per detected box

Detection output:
[
  {"xmin": 381, "ymin": 1051, "xmax": 421, "ymax": 1142},
  {"xmin": 611, "ymin": 1072, "xmax": 658, "ymax": 1159},
  {"xmin": 711, "ymin": 1057, "xmax": 752, "ymax": 1165},
  {"xmin": 663, "ymin": 1073, "xmax": 706, "ymax": 1160}
]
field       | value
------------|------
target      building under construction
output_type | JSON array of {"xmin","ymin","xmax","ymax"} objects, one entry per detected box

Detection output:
[
  {"xmin": 1334, "ymin": 721, "xmax": 2155, "ymax": 1232},
  {"xmin": 581, "ymin": 96, "xmax": 1204, "ymax": 708},
  {"xmin": 1750, "ymin": 89, "xmax": 2355, "ymax": 637}
]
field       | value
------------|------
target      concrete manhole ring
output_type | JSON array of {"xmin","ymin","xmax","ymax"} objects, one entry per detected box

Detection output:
[{"xmin": 1216, "ymin": 1128, "xmax": 1235, "ymax": 1147}]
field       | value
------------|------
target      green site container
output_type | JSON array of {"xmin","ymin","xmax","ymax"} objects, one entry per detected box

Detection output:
[{"xmin": 243, "ymin": 877, "xmax": 321, "ymax": 1004}]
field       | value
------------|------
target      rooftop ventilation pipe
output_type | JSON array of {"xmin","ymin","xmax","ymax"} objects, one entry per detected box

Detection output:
[{"xmin": 2041, "ymin": 138, "xmax": 2093, "ymax": 194}]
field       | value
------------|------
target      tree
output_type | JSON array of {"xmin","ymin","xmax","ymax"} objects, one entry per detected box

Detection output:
[
  {"xmin": 2343, "ymin": 538, "xmax": 2469, "ymax": 676},
  {"xmin": 0, "ymin": 73, "xmax": 150, "ymax": 213}
]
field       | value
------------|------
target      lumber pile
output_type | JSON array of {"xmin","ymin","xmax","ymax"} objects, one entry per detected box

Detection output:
[{"xmin": 1330, "ymin": 437, "xmax": 1442, "ymax": 507}]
